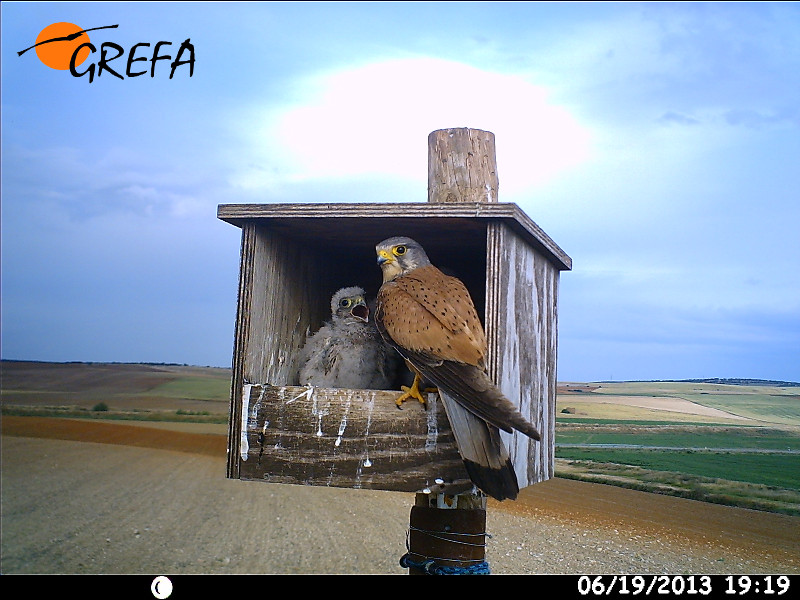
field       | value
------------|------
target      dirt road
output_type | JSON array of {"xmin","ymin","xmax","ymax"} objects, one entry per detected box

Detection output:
[{"xmin": 1, "ymin": 417, "xmax": 798, "ymax": 574}]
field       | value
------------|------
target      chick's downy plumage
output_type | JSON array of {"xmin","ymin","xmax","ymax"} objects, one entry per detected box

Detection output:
[{"xmin": 297, "ymin": 286, "xmax": 399, "ymax": 390}]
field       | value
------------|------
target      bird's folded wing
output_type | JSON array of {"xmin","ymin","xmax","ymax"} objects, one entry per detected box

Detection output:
[
  {"xmin": 378, "ymin": 272, "xmax": 485, "ymax": 367},
  {"xmin": 400, "ymin": 347, "xmax": 541, "ymax": 440}
]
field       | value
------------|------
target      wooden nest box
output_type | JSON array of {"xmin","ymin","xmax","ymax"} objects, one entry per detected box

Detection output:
[{"xmin": 217, "ymin": 128, "xmax": 572, "ymax": 498}]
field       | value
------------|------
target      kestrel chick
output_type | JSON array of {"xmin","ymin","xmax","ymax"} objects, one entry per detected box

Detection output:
[
  {"xmin": 374, "ymin": 236, "xmax": 541, "ymax": 501},
  {"xmin": 297, "ymin": 286, "xmax": 398, "ymax": 390}
]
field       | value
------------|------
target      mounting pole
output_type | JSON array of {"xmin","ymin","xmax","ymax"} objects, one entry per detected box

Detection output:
[
  {"xmin": 427, "ymin": 127, "xmax": 499, "ymax": 204},
  {"xmin": 402, "ymin": 128, "xmax": 498, "ymax": 575}
]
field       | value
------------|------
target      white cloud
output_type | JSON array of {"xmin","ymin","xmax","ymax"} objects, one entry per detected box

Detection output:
[
  {"xmin": 229, "ymin": 57, "xmax": 592, "ymax": 197},
  {"xmin": 2, "ymin": 142, "xmax": 224, "ymax": 221}
]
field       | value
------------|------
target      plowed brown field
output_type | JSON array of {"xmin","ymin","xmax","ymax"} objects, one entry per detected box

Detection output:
[{"xmin": 2, "ymin": 415, "xmax": 798, "ymax": 574}]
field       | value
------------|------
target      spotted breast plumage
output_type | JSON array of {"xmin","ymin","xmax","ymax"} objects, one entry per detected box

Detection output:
[
  {"xmin": 297, "ymin": 286, "xmax": 398, "ymax": 390},
  {"xmin": 373, "ymin": 237, "xmax": 541, "ymax": 501}
]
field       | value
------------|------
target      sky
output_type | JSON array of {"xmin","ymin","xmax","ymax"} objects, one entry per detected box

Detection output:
[{"xmin": 2, "ymin": 2, "xmax": 799, "ymax": 383}]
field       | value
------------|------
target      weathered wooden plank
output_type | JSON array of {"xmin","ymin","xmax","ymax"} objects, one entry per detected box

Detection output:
[
  {"xmin": 237, "ymin": 384, "xmax": 474, "ymax": 495},
  {"xmin": 428, "ymin": 128, "xmax": 499, "ymax": 204},
  {"xmin": 228, "ymin": 225, "xmax": 341, "ymax": 477},
  {"xmin": 485, "ymin": 221, "xmax": 558, "ymax": 487},
  {"xmin": 216, "ymin": 202, "xmax": 572, "ymax": 271},
  {"xmin": 227, "ymin": 223, "xmax": 256, "ymax": 478}
]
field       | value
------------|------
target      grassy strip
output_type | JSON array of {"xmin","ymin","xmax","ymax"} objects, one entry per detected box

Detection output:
[
  {"xmin": 556, "ymin": 428, "xmax": 800, "ymax": 451},
  {"xmin": 675, "ymin": 393, "xmax": 800, "ymax": 425},
  {"xmin": 145, "ymin": 376, "xmax": 232, "ymax": 400},
  {"xmin": 556, "ymin": 416, "xmax": 758, "ymax": 426},
  {"xmin": 555, "ymin": 459, "xmax": 800, "ymax": 516},
  {"xmin": 556, "ymin": 447, "xmax": 800, "ymax": 490},
  {"xmin": 1, "ymin": 405, "xmax": 228, "ymax": 424}
]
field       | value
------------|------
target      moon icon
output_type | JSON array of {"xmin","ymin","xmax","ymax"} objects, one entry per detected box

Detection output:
[{"xmin": 151, "ymin": 576, "xmax": 173, "ymax": 599}]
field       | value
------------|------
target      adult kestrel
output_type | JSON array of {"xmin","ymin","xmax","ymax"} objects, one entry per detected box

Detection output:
[
  {"xmin": 374, "ymin": 237, "xmax": 541, "ymax": 501},
  {"xmin": 297, "ymin": 286, "xmax": 398, "ymax": 390}
]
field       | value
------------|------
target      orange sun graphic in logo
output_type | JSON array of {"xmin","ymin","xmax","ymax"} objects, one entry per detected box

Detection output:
[{"xmin": 34, "ymin": 22, "xmax": 92, "ymax": 70}]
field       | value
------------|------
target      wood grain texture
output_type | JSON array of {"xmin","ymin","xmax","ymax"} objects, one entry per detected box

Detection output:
[
  {"xmin": 217, "ymin": 202, "xmax": 572, "ymax": 272},
  {"xmin": 237, "ymin": 384, "xmax": 474, "ymax": 494},
  {"xmin": 227, "ymin": 225, "xmax": 340, "ymax": 478},
  {"xmin": 428, "ymin": 128, "xmax": 499, "ymax": 204},
  {"xmin": 485, "ymin": 222, "xmax": 558, "ymax": 488},
  {"xmin": 226, "ymin": 223, "xmax": 255, "ymax": 478}
]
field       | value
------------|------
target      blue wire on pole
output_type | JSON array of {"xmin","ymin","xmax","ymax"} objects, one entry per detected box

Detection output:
[{"xmin": 399, "ymin": 553, "xmax": 491, "ymax": 575}]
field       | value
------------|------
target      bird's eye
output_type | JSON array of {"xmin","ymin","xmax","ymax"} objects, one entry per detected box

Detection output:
[
  {"xmin": 393, "ymin": 245, "xmax": 407, "ymax": 256},
  {"xmin": 340, "ymin": 298, "xmax": 352, "ymax": 308}
]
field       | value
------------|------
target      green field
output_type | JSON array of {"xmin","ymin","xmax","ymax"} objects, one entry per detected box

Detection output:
[
  {"xmin": 556, "ymin": 426, "xmax": 800, "ymax": 451},
  {"xmin": 0, "ymin": 360, "xmax": 232, "ymax": 420},
  {"xmin": 678, "ymin": 393, "xmax": 800, "ymax": 424},
  {"xmin": 146, "ymin": 376, "xmax": 232, "ymax": 401},
  {"xmin": 556, "ymin": 448, "xmax": 799, "ymax": 490},
  {"xmin": 3, "ymin": 362, "xmax": 800, "ymax": 515},
  {"xmin": 586, "ymin": 381, "xmax": 800, "ymax": 425},
  {"xmin": 555, "ymin": 381, "xmax": 800, "ymax": 515}
]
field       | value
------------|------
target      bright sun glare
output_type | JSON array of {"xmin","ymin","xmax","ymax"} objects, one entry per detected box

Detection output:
[{"xmin": 242, "ymin": 58, "xmax": 592, "ymax": 195}]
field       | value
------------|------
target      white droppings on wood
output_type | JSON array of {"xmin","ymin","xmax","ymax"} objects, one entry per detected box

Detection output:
[
  {"xmin": 287, "ymin": 385, "xmax": 314, "ymax": 404},
  {"xmin": 240, "ymin": 383, "xmax": 253, "ymax": 461},
  {"xmin": 234, "ymin": 385, "xmax": 472, "ymax": 492},
  {"xmin": 271, "ymin": 387, "xmax": 286, "ymax": 450},
  {"xmin": 355, "ymin": 392, "xmax": 377, "ymax": 480},
  {"xmin": 316, "ymin": 411, "xmax": 326, "ymax": 437},
  {"xmin": 484, "ymin": 182, "xmax": 494, "ymax": 203},
  {"xmin": 335, "ymin": 396, "xmax": 352, "ymax": 447},
  {"xmin": 362, "ymin": 393, "xmax": 375, "ymax": 464},
  {"xmin": 425, "ymin": 393, "xmax": 439, "ymax": 451},
  {"xmin": 309, "ymin": 390, "xmax": 329, "ymax": 437},
  {"xmin": 363, "ymin": 392, "xmax": 375, "ymax": 437}
]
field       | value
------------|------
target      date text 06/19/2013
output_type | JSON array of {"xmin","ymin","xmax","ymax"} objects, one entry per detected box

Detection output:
[{"xmin": 577, "ymin": 575, "xmax": 792, "ymax": 597}]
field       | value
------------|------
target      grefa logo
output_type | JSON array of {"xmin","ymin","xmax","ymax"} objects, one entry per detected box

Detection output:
[{"xmin": 17, "ymin": 22, "xmax": 195, "ymax": 83}]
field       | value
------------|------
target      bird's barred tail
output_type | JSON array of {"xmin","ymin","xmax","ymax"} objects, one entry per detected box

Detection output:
[{"xmin": 439, "ymin": 391, "xmax": 520, "ymax": 501}]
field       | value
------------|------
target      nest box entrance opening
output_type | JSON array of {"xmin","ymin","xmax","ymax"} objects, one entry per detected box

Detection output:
[{"xmin": 220, "ymin": 207, "xmax": 504, "ymax": 388}]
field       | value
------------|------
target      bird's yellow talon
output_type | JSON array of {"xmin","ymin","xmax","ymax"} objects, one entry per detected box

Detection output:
[{"xmin": 396, "ymin": 375, "xmax": 429, "ymax": 408}]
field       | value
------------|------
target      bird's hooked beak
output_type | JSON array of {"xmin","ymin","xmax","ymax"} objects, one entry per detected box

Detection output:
[
  {"xmin": 377, "ymin": 248, "xmax": 403, "ymax": 283},
  {"xmin": 377, "ymin": 249, "xmax": 394, "ymax": 266},
  {"xmin": 350, "ymin": 301, "xmax": 369, "ymax": 323}
]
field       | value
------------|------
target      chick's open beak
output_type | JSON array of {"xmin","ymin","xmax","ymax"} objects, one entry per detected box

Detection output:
[{"xmin": 350, "ymin": 303, "xmax": 369, "ymax": 322}]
